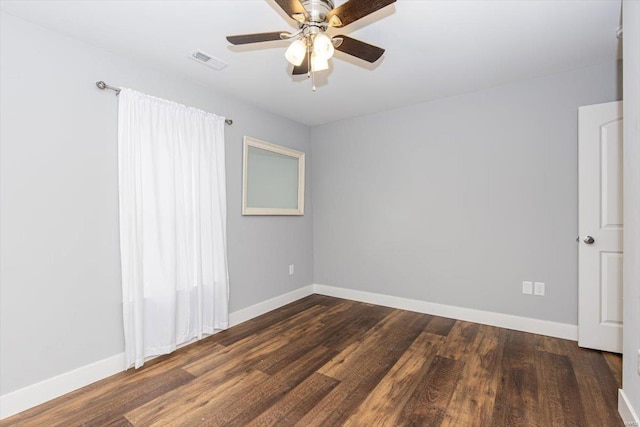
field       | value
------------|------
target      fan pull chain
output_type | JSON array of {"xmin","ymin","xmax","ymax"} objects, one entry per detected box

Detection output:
[{"xmin": 305, "ymin": 48, "xmax": 316, "ymax": 92}]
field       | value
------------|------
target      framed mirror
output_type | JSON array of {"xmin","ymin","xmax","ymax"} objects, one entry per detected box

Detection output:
[{"xmin": 242, "ymin": 136, "xmax": 305, "ymax": 215}]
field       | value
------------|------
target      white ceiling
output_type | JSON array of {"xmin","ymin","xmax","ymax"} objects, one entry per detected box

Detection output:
[{"xmin": 0, "ymin": 0, "xmax": 621, "ymax": 126}]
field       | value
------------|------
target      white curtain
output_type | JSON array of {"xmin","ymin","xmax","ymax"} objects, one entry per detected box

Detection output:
[{"xmin": 118, "ymin": 88, "xmax": 229, "ymax": 369}]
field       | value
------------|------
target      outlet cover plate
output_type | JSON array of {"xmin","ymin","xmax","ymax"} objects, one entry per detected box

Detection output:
[
  {"xmin": 534, "ymin": 282, "xmax": 545, "ymax": 296},
  {"xmin": 522, "ymin": 281, "xmax": 533, "ymax": 295}
]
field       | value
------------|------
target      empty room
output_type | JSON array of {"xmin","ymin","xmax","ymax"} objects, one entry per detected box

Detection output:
[{"xmin": 1, "ymin": 0, "xmax": 639, "ymax": 425}]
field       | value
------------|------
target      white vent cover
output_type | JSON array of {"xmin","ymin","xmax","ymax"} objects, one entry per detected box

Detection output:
[{"xmin": 188, "ymin": 50, "xmax": 228, "ymax": 71}]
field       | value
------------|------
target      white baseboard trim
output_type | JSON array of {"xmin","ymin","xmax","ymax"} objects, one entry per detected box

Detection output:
[
  {"xmin": 619, "ymin": 389, "xmax": 640, "ymax": 426},
  {"xmin": 229, "ymin": 285, "xmax": 314, "ymax": 327},
  {"xmin": 0, "ymin": 285, "xmax": 315, "ymax": 420},
  {"xmin": 312, "ymin": 284, "xmax": 578, "ymax": 341},
  {"xmin": 0, "ymin": 352, "xmax": 126, "ymax": 420}
]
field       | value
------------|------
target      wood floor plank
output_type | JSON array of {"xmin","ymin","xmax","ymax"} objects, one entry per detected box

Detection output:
[
  {"xmin": 440, "ymin": 325, "xmax": 505, "ymax": 427},
  {"xmin": 534, "ymin": 333, "xmax": 568, "ymax": 356},
  {"xmin": 316, "ymin": 310, "xmax": 402, "ymax": 381},
  {"xmin": 318, "ymin": 303, "xmax": 396, "ymax": 352},
  {"xmin": 436, "ymin": 320, "xmax": 480, "ymax": 361},
  {"xmin": 246, "ymin": 373, "xmax": 340, "ymax": 427},
  {"xmin": 603, "ymin": 351, "xmax": 622, "ymax": 387},
  {"xmin": 69, "ymin": 367, "xmax": 196, "ymax": 427},
  {"xmin": 1, "ymin": 295, "xmax": 623, "ymax": 427},
  {"xmin": 188, "ymin": 345, "xmax": 338, "ymax": 427},
  {"xmin": 3, "ymin": 342, "xmax": 209, "ymax": 425},
  {"xmin": 300, "ymin": 310, "xmax": 432, "ymax": 426},
  {"xmin": 490, "ymin": 329, "xmax": 539, "ymax": 427},
  {"xmin": 562, "ymin": 342, "xmax": 623, "ymax": 426},
  {"xmin": 255, "ymin": 302, "xmax": 379, "ymax": 375},
  {"xmin": 182, "ymin": 305, "xmax": 331, "ymax": 378},
  {"xmin": 122, "ymin": 301, "xmax": 341, "ymax": 426},
  {"xmin": 5, "ymin": 367, "xmax": 196, "ymax": 427},
  {"xmin": 213, "ymin": 294, "xmax": 339, "ymax": 347},
  {"xmin": 396, "ymin": 355, "xmax": 464, "ymax": 426},
  {"xmin": 125, "ymin": 368, "xmax": 269, "ymax": 425},
  {"xmin": 536, "ymin": 351, "xmax": 588, "ymax": 427},
  {"xmin": 424, "ymin": 316, "xmax": 456, "ymax": 336},
  {"xmin": 103, "ymin": 417, "xmax": 135, "ymax": 427},
  {"xmin": 212, "ymin": 303, "xmax": 328, "ymax": 351},
  {"xmin": 343, "ymin": 330, "xmax": 445, "ymax": 426},
  {"xmin": 536, "ymin": 351, "xmax": 566, "ymax": 427},
  {"xmin": 318, "ymin": 309, "xmax": 429, "ymax": 381},
  {"xmin": 535, "ymin": 335, "xmax": 623, "ymax": 426},
  {"xmin": 183, "ymin": 333, "xmax": 289, "ymax": 379}
]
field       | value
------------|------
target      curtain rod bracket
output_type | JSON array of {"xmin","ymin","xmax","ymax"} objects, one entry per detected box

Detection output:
[{"xmin": 95, "ymin": 81, "xmax": 233, "ymax": 125}]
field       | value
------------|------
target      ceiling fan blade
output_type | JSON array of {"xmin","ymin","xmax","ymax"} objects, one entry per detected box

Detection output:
[
  {"xmin": 274, "ymin": 0, "xmax": 308, "ymax": 21},
  {"xmin": 226, "ymin": 32, "xmax": 287, "ymax": 45},
  {"xmin": 327, "ymin": 0, "xmax": 396, "ymax": 28},
  {"xmin": 292, "ymin": 60, "xmax": 310, "ymax": 75},
  {"xmin": 334, "ymin": 35, "xmax": 385, "ymax": 63}
]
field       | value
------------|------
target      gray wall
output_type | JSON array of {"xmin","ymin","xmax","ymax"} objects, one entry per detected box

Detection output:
[
  {"xmin": 622, "ymin": 0, "xmax": 640, "ymax": 416},
  {"xmin": 0, "ymin": 12, "xmax": 313, "ymax": 395},
  {"xmin": 311, "ymin": 61, "xmax": 621, "ymax": 325}
]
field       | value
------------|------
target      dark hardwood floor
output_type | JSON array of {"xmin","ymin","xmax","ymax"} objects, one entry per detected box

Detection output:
[{"xmin": 1, "ymin": 295, "xmax": 623, "ymax": 426}]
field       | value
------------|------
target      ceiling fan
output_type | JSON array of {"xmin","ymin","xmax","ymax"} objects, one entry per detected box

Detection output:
[{"xmin": 226, "ymin": 0, "xmax": 396, "ymax": 90}]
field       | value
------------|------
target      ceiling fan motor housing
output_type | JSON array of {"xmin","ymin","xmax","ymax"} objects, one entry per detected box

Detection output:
[{"xmin": 301, "ymin": 0, "xmax": 335, "ymax": 23}]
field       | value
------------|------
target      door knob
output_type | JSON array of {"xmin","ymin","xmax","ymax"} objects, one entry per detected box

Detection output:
[{"xmin": 583, "ymin": 236, "xmax": 595, "ymax": 244}]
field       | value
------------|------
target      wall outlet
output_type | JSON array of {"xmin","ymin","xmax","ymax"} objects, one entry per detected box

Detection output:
[
  {"xmin": 534, "ymin": 282, "xmax": 545, "ymax": 296},
  {"xmin": 288, "ymin": 264, "xmax": 294, "ymax": 275},
  {"xmin": 522, "ymin": 281, "xmax": 533, "ymax": 295}
]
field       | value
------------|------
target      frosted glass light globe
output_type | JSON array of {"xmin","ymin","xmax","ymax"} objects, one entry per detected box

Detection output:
[
  {"xmin": 311, "ymin": 52, "xmax": 329, "ymax": 71},
  {"xmin": 285, "ymin": 39, "xmax": 306, "ymax": 66},
  {"xmin": 313, "ymin": 33, "xmax": 334, "ymax": 60}
]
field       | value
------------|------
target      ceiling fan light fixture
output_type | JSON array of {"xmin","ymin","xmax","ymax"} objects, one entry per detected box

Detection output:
[
  {"xmin": 313, "ymin": 33, "xmax": 334, "ymax": 60},
  {"xmin": 285, "ymin": 39, "xmax": 307, "ymax": 66},
  {"xmin": 226, "ymin": 0, "xmax": 397, "ymax": 89}
]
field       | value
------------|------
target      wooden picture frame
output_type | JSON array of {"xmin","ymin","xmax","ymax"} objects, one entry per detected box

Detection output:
[{"xmin": 242, "ymin": 136, "xmax": 305, "ymax": 215}]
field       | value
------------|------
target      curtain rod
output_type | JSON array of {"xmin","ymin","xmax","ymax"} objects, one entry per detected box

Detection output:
[{"xmin": 95, "ymin": 81, "xmax": 233, "ymax": 125}]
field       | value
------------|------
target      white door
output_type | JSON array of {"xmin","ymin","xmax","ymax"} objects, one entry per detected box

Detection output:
[{"xmin": 578, "ymin": 101, "xmax": 623, "ymax": 353}]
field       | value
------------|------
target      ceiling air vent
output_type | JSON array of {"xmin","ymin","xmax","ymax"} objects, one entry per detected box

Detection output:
[{"xmin": 188, "ymin": 50, "xmax": 228, "ymax": 71}]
